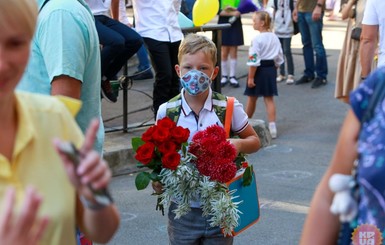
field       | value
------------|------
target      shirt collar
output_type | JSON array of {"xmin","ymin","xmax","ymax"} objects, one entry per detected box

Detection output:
[
  {"xmin": 180, "ymin": 88, "xmax": 214, "ymax": 116},
  {"xmin": 13, "ymin": 93, "xmax": 36, "ymax": 159}
]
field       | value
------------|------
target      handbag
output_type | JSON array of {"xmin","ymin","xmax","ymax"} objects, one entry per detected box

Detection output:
[
  {"xmin": 351, "ymin": 26, "xmax": 362, "ymax": 41},
  {"xmin": 223, "ymin": 97, "xmax": 260, "ymax": 236},
  {"xmin": 337, "ymin": 77, "xmax": 385, "ymax": 245}
]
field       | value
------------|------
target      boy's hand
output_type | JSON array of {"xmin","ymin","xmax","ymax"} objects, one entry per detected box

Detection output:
[{"xmin": 152, "ymin": 181, "xmax": 163, "ymax": 194}]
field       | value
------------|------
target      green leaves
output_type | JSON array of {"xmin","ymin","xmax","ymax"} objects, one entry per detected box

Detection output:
[
  {"xmin": 131, "ymin": 137, "xmax": 144, "ymax": 152},
  {"xmin": 135, "ymin": 172, "xmax": 151, "ymax": 190},
  {"xmin": 135, "ymin": 170, "xmax": 162, "ymax": 190},
  {"xmin": 242, "ymin": 165, "xmax": 253, "ymax": 187}
]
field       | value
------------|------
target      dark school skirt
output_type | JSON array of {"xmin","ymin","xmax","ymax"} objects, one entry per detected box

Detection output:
[
  {"xmin": 218, "ymin": 16, "xmax": 244, "ymax": 46},
  {"xmin": 244, "ymin": 60, "xmax": 278, "ymax": 97}
]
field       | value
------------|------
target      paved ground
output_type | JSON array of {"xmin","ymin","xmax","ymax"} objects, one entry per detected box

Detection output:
[{"xmin": 98, "ymin": 12, "xmax": 351, "ymax": 245}]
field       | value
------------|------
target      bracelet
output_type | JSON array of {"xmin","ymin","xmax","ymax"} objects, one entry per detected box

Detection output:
[
  {"xmin": 80, "ymin": 195, "xmax": 109, "ymax": 211},
  {"xmin": 316, "ymin": 3, "xmax": 323, "ymax": 7}
]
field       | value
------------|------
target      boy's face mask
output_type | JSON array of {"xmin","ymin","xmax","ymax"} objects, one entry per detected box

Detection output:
[{"xmin": 180, "ymin": 69, "xmax": 212, "ymax": 96}]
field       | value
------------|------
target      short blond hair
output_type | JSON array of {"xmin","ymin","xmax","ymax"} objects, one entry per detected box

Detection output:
[
  {"xmin": 178, "ymin": 34, "xmax": 217, "ymax": 65},
  {"xmin": 0, "ymin": 0, "xmax": 38, "ymax": 38}
]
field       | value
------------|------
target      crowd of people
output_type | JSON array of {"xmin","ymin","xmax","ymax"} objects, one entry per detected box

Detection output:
[{"xmin": 1, "ymin": 0, "xmax": 384, "ymax": 244}]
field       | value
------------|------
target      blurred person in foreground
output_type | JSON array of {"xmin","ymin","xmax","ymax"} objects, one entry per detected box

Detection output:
[
  {"xmin": 300, "ymin": 67, "xmax": 385, "ymax": 244},
  {"xmin": 0, "ymin": 0, "xmax": 120, "ymax": 244}
]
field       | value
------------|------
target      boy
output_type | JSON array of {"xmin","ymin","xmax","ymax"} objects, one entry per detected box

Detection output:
[{"xmin": 156, "ymin": 34, "xmax": 261, "ymax": 245}]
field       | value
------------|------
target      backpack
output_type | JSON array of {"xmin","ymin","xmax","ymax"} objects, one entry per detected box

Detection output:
[
  {"xmin": 273, "ymin": 0, "xmax": 299, "ymax": 35},
  {"xmin": 165, "ymin": 92, "xmax": 230, "ymax": 129},
  {"xmin": 273, "ymin": 0, "xmax": 294, "ymax": 11}
]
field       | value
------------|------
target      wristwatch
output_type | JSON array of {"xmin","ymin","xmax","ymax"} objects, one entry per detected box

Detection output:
[{"xmin": 316, "ymin": 3, "xmax": 323, "ymax": 7}]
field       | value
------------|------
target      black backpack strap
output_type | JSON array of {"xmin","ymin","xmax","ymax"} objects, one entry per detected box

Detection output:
[{"xmin": 274, "ymin": 0, "xmax": 277, "ymax": 10}]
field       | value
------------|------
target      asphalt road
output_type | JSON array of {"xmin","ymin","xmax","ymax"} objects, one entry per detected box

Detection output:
[{"xmin": 99, "ymin": 14, "xmax": 350, "ymax": 245}]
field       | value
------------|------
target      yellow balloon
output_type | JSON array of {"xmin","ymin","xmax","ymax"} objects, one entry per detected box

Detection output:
[{"xmin": 192, "ymin": 0, "xmax": 219, "ymax": 26}]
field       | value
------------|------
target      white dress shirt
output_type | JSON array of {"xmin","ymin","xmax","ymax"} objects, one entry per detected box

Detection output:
[{"xmin": 132, "ymin": 0, "xmax": 183, "ymax": 42}]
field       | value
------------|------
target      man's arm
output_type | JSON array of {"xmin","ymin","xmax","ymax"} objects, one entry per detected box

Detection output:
[
  {"xmin": 110, "ymin": 0, "xmax": 119, "ymax": 20},
  {"xmin": 312, "ymin": 0, "xmax": 326, "ymax": 21},
  {"xmin": 360, "ymin": 24, "xmax": 378, "ymax": 78},
  {"xmin": 51, "ymin": 75, "xmax": 82, "ymax": 99}
]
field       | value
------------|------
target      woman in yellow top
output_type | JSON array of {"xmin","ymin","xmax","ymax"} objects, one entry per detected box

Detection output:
[{"xmin": 0, "ymin": 0, "xmax": 119, "ymax": 244}]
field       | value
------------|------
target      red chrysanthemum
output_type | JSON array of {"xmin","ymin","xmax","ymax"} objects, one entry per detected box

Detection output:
[{"xmin": 189, "ymin": 125, "xmax": 237, "ymax": 183}]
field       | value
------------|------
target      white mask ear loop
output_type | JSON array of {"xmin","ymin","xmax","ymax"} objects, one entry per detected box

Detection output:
[{"xmin": 209, "ymin": 70, "xmax": 215, "ymax": 81}]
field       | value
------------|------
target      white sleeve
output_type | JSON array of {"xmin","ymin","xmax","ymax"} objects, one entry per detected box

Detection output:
[
  {"xmin": 247, "ymin": 37, "xmax": 261, "ymax": 67},
  {"xmin": 362, "ymin": 0, "xmax": 378, "ymax": 25},
  {"xmin": 156, "ymin": 102, "xmax": 167, "ymax": 121},
  {"xmin": 275, "ymin": 37, "xmax": 285, "ymax": 66},
  {"xmin": 231, "ymin": 98, "xmax": 249, "ymax": 134}
]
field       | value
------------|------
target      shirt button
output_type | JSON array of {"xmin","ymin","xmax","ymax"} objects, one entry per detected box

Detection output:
[{"xmin": 200, "ymin": 123, "xmax": 203, "ymax": 127}]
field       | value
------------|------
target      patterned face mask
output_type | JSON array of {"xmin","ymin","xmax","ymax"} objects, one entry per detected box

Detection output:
[{"xmin": 180, "ymin": 69, "xmax": 212, "ymax": 96}]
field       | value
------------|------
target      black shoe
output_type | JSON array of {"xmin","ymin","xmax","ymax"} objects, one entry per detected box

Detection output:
[
  {"xmin": 295, "ymin": 75, "xmax": 314, "ymax": 85},
  {"xmin": 229, "ymin": 76, "xmax": 240, "ymax": 88},
  {"xmin": 131, "ymin": 69, "xmax": 154, "ymax": 80},
  {"xmin": 101, "ymin": 79, "xmax": 118, "ymax": 103},
  {"xmin": 311, "ymin": 77, "xmax": 327, "ymax": 88}
]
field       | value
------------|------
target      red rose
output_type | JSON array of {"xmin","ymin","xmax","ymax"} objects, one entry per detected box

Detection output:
[
  {"xmin": 135, "ymin": 142, "xmax": 156, "ymax": 165},
  {"xmin": 152, "ymin": 126, "xmax": 170, "ymax": 144},
  {"xmin": 171, "ymin": 126, "xmax": 190, "ymax": 144},
  {"xmin": 142, "ymin": 126, "xmax": 156, "ymax": 142},
  {"xmin": 157, "ymin": 117, "xmax": 176, "ymax": 130},
  {"xmin": 161, "ymin": 152, "xmax": 181, "ymax": 170},
  {"xmin": 158, "ymin": 141, "xmax": 177, "ymax": 154}
]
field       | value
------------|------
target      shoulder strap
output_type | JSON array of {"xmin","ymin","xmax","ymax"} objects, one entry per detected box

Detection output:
[
  {"xmin": 274, "ymin": 0, "xmax": 277, "ymax": 10},
  {"xmin": 224, "ymin": 97, "xmax": 234, "ymax": 138},
  {"xmin": 39, "ymin": 0, "xmax": 50, "ymax": 13},
  {"xmin": 212, "ymin": 91, "xmax": 228, "ymax": 125},
  {"xmin": 165, "ymin": 94, "xmax": 182, "ymax": 123}
]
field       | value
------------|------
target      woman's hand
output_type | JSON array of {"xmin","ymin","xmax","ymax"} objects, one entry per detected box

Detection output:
[
  {"xmin": 54, "ymin": 119, "xmax": 111, "ymax": 202},
  {"xmin": 0, "ymin": 186, "xmax": 49, "ymax": 245}
]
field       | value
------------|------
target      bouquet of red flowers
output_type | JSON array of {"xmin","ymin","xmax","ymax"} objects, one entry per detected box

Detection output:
[
  {"xmin": 133, "ymin": 120, "xmax": 252, "ymax": 235},
  {"xmin": 159, "ymin": 124, "xmax": 251, "ymax": 236},
  {"xmin": 132, "ymin": 117, "xmax": 190, "ymax": 212}
]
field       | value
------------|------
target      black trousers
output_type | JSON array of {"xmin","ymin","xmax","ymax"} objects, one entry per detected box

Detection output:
[{"xmin": 143, "ymin": 37, "xmax": 181, "ymax": 116}]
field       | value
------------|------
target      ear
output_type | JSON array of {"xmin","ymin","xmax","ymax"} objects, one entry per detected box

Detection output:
[
  {"xmin": 211, "ymin": 66, "xmax": 220, "ymax": 80},
  {"xmin": 175, "ymin": 64, "xmax": 181, "ymax": 77}
]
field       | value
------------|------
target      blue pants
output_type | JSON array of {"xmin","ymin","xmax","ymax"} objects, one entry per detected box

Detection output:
[
  {"xmin": 297, "ymin": 12, "xmax": 328, "ymax": 79},
  {"xmin": 95, "ymin": 15, "xmax": 143, "ymax": 80},
  {"xmin": 278, "ymin": 37, "xmax": 294, "ymax": 76},
  {"xmin": 168, "ymin": 202, "xmax": 234, "ymax": 245},
  {"xmin": 136, "ymin": 45, "xmax": 151, "ymax": 71}
]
